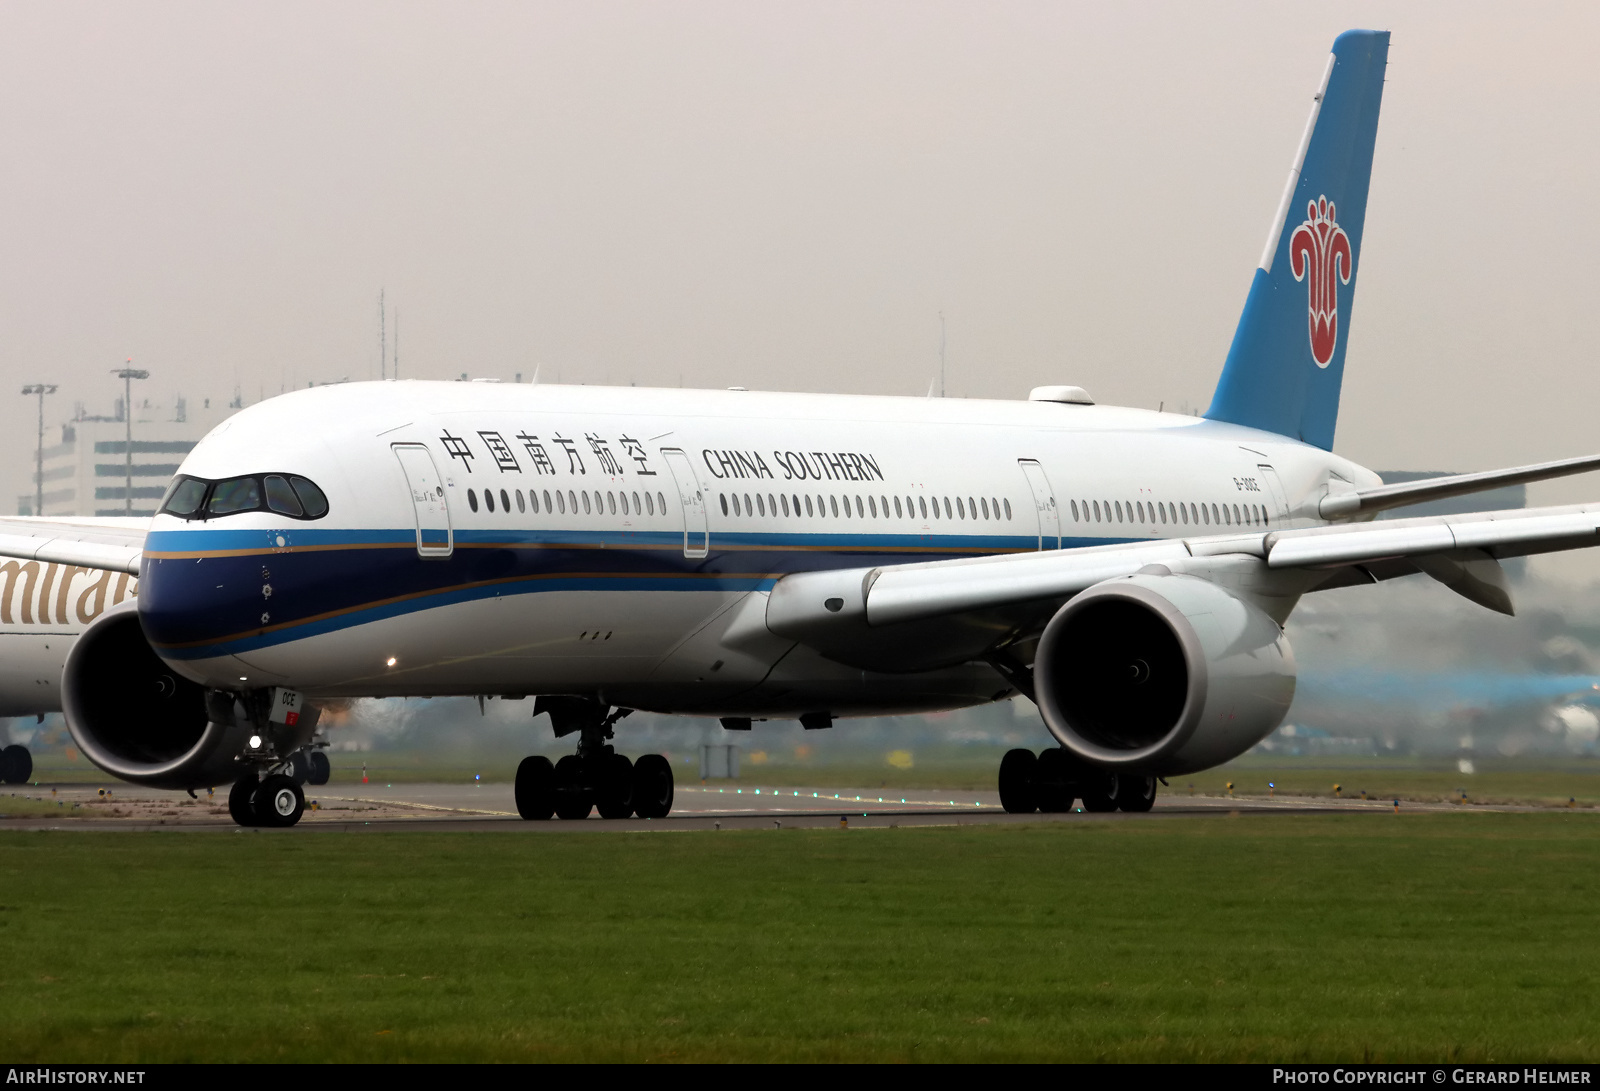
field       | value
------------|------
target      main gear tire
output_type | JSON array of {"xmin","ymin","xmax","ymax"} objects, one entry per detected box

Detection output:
[
  {"xmin": 632, "ymin": 753, "xmax": 674, "ymax": 819},
  {"xmin": 1034, "ymin": 748, "xmax": 1078, "ymax": 813},
  {"xmin": 0, "ymin": 745, "xmax": 30, "ymax": 785},
  {"xmin": 308, "ymin": 751, "xmax": 331, "ymax": 786},
  {"xmin": 997, "ymin": 748, "xmax": 1038, "ymax": 814},
  {"xmin": 514, "ymin": 755, "xmax": 556, "ymax": 820},
  {"xmin": 553, "ymin": 754, "xmax": 593, "ymax": 820},
  {"xmin": 1080, "ymin": 771, "xmax": 1122, "ymax": 813},
  {"xmin": 1117, "ymin": 774, "xmax": 1157, "ymax": 813},
  {"xmin": 595, "ymin": 753, "xmax": 635, "ymax": 819}
]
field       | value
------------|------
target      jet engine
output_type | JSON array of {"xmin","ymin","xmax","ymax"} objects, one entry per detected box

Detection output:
[
  {"xmin": 1032, "ymin": 572, "xmax": 1295, "ymax": 776},
  {"xmin": 61, "ymin": 604, "xmax": 254, "ymax": 790}
]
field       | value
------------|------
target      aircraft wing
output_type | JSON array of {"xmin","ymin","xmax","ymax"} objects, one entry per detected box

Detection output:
[
  {"xmin": 767, "ymin": 501, "xmax": 1600, "ymax": 662},
  {"xmin": 1317, "ymin": 452, "xmax": 1600, "ymax": 518},
  {"xmin": 0, "ymin": 517, "xmax": 149, "ymax": 575}
]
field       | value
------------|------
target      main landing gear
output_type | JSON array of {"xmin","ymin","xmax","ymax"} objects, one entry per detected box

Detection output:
[
  {"xmin": 998, "ymin": 748, "xmax": 1157, "ymax": 815},
  {"xmin": 289, "ymin": 749, "xmax": 331, "ymax": 786},
  {"xmin": 228, "ymin": 772, "xmax": 306, "ymax": 828},
  {"xmin": 514, "ymin": 699, "xmax": 674, "ymax": 820}
]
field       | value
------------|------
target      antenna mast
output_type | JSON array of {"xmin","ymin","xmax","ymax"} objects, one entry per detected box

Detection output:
[
  {"xmin": 20, "ymin": 383, "xmax": 57, "ymax": 516},
  {"xmin": 939, "ymin": 311, "xmax": 946, "ymax": 398},
  {"xmin": 379, "ymin": 289, "xmax": 387, "ymax": 381}
]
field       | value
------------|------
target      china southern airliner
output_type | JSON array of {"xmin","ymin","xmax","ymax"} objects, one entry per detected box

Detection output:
[{"xmin": 6, "ymin": 29, "xmax": 1600, "ymax": 827}]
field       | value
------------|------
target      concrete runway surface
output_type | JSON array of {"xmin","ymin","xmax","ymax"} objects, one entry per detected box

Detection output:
[{"xmin": 0, "ymin": 779, "xmax": 1535, "ymax": 832}]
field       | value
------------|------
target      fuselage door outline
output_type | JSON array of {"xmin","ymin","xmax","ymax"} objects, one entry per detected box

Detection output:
[
  {"xmin": 1257, "ymin": 463, "xmax": 1292, "ymax": 526},
  {"xmin": 1017, "ymin": 459, "xmax": 1060, "ymax": 551},
  {"xmin": 392, "ymin": 443, "xmax": 453, "ymax": 558},
  {"xmin": 661, "ymin": 448, "xmax": 709, "ymax": 559}
]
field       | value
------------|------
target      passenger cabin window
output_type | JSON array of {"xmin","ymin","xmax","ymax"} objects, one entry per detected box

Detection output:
[{"xmin": 160, "ymin": 473, "xmax": 329, "ymax": 521}]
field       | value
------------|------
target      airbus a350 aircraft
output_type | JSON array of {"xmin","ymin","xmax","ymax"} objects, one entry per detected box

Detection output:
[{"xmin": 8, "ymin": 29, "xmax": 1600, "ymax": 828}]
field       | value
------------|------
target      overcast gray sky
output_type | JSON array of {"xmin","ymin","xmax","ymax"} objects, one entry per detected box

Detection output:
[{"xmin": 5, "ymin": 1, "xmax": 1600, "ymax": 578}]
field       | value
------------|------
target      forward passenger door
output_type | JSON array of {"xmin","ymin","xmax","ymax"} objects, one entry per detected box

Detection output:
[{"xmin": 392, "ymin": 444, "xmax": 453, "ymax": 558}]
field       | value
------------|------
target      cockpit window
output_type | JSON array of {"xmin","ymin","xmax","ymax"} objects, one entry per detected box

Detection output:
[
  {"xmin": 161, "ymin": 477, "xmax": 208, "ymax": 516},
  {"xmin": 264, "ymin": 475, "xmax": 303, "ymax": 516},
  {"xmin": 208, "ymin": 477, "xmax": 261, "ymax": 515},
  {"xmin": 291, "ymin": 476, "xmax": 328, "ymax": 518},
  {"xmin": 160, "ymin": 473, "xmax": 330, "ymax": 522}
]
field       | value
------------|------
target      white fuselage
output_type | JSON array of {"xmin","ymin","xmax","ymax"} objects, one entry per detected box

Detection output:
[{"xmin": 127, "ymin": 381, "xmax": 1374, "ymax": 720}]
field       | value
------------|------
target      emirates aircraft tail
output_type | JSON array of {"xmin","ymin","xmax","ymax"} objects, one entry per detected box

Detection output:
[{"xmin": 1205, "ymin": 29, "xmax": 1389, "ymax": 451}]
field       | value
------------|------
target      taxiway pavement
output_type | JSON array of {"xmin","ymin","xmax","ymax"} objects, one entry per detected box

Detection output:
[{"xmin": 0, "ymin": 778, "xmax": 1547, "ymax": 832}]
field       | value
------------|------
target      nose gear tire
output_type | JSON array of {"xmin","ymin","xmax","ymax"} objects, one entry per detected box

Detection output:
[
  {"xmin": 255, "ymin": 774, "xmax": 304, "ymax": 827},
  {"xmin": 228, "ymin": 776, "xmax": 259, "ymax": 826}
]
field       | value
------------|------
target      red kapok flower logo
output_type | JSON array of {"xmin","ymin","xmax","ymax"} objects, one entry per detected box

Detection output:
[{"xmin": 1288, "ymin": 195, "xmax": 1353, "ymax": 368}]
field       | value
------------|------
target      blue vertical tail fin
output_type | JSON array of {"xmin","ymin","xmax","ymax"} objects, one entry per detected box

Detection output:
[{"xmin": 1204, "ymin": 30, "xmax": 1389, "ymax": 450}]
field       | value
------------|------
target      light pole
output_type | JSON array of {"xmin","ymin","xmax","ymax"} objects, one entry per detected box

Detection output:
[
  {"xmin": 20, "ymin": 384, "xmax": 57, "ymax": 516},
  {"xmin": 111, "ymin": 362, "xmax": 149, "ymax": 516}
]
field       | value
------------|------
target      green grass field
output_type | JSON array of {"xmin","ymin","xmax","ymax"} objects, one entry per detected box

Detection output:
[
  {"xmin": 2, "ymin": 813, "xmax": 1600, "ymax": 1061},
  {"xmin": 0, "ymin": 793, "xmax": 79, "ymax": 818}
]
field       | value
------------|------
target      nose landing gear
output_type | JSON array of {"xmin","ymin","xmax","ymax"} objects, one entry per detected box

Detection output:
[
  {"xmin": 227, "ymin": 771, "xmax": 306, "ymax": 828},
  {"xmin": 998, "ymin": 747, "xmax": 1158, "ymax": 815}
]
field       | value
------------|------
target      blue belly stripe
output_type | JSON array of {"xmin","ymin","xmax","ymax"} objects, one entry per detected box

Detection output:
[{"xmin": 138, "ymin": 524, "xmax": 1147, "ymax": 658}]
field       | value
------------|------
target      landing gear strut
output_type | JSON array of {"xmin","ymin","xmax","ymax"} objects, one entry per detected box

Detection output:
[
  {"xmin": 998, "ymin": 747, "xmax": 1158, "ymax": 815},
  {"xmin": 515, "ymin": 699, "xmax": 674, "ymax": 820}
]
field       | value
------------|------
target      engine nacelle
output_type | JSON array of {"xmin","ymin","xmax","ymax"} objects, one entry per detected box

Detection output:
[
  {"xmin": 62, "ymin": 604, "xmax": 253, "ymax": 790},
  {"xmin": 1033, "ymin": 573, "xmax": 1295, "ymax": 776}
]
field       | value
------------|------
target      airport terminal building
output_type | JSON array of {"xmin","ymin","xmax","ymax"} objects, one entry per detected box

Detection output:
[{"xmin": 17, "ymin": 394, "xmax": 237, "ymax": 518}]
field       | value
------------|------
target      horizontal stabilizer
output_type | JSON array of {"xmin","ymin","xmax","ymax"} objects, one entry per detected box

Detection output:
[{"xmin": 1319, "ymin": 452, "xmax": 1600, "ymax": 518}]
